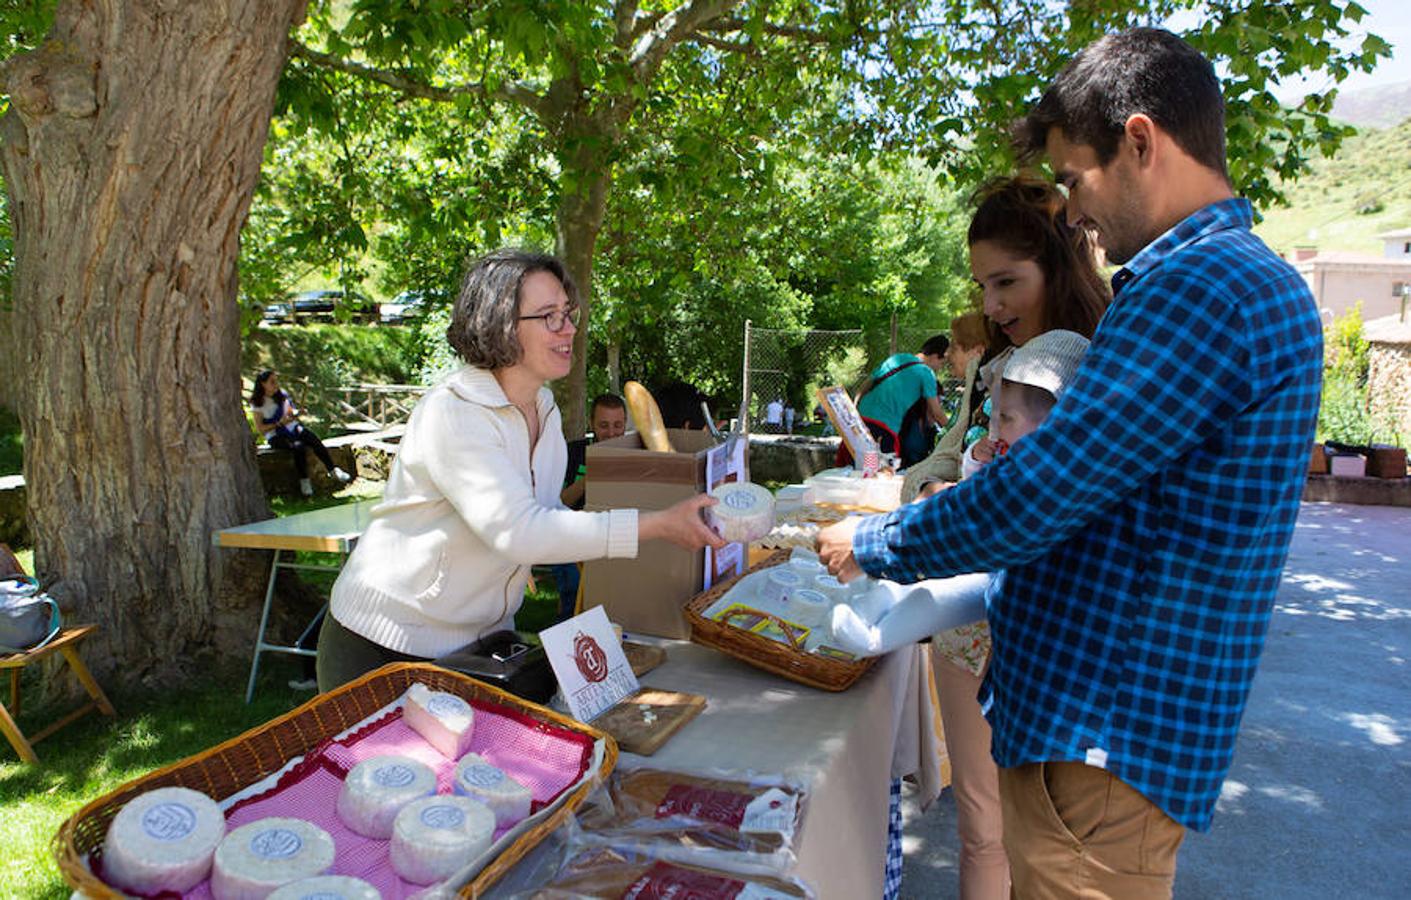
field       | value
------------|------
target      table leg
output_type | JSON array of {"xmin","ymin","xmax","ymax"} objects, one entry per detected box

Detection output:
[
  {"xmin": 60, "ymin": 644, "xmax": 116, "ymax": 717},
  {"xmin": 245, "ymin": 548, "xmax": 284, "ymax": 704},
  {"xmin": 8, "ymin": 668, "xmax": 19, "ymax": 717}
]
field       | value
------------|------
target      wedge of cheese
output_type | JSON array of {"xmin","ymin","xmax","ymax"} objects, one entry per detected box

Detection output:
[
  {"xmin": 211, "ymin": 818, "xmax": 335, "ymax": 900},
  {"xmin": 102, "ymin": 786, "xmax": 226, "ymax": 896},
  {"xmin": 403, "ymin": 682, "xmax": 476, "ymax": 759},
  {"xmin": 390, "ymin": 795, "xmax": 497, "ymax": 885},
  {"xmin": 453, "ymin": 753, "xmax": 533, "ymax": 828},
  {"xmin": 337, "ymin": 753, "xmax": 437, "ymax": 838}
]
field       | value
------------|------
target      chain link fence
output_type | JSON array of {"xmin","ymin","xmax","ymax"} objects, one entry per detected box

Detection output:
[{"xmin": 742, "ymin": 321, "xmax": 960, "ymax": 435}]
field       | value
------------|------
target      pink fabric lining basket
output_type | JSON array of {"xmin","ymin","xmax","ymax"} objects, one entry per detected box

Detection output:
[{"xmin": 61, "ymin": 664, "xmax": 615, "ymax": 900}]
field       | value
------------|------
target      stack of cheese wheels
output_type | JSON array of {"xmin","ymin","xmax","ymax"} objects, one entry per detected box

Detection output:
[
  {"xmin": 707, "ymin": 481, "xmax": 776, "ymax": 543},
  {"xmin": 267, "ymin": 875, "xmax": 381, "ymax": 900},
  {"xmin": 453, "ymin": 753, "xmax": 533, "ymax": 828},
  {"xmin": 337, "ymin": 754, "xmax": 438, "ymax": 838},
  {"xmin": 403, "ymin": 682, "xmax": 476, "ymax": 759},
  {"xmin": 390, "ymin": 795, "xmax": 497, "ymax": 885},
  {"xmin": 102, "ymin": 786, "xmax": 226, "ymax": 896},
  {"xmin": 211, "ymin": 818, "xmax": 336, "ymax": 899},
  {"xmin": 623, "ymin": 381, "xmax": 674, "ymax": 453}
]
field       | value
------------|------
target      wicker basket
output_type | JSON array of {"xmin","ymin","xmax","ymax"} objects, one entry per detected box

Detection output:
[
  {"xmin": 684, "ymin": 550, "xmax": 877, "ymax": 692},
  {"xmin": 53, "ymin": 662, "xmax": 616, "ymax": 898}
]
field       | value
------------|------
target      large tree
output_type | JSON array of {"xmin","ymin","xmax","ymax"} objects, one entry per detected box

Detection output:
[{"xmin": 0, "ymin": 1, "xmax": 308, "ymax": 680}]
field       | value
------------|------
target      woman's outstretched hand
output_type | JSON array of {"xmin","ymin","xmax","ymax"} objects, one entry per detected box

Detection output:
[{"xmin": 640, "ymin": 494, "xmax": 727, "ymax": 551}]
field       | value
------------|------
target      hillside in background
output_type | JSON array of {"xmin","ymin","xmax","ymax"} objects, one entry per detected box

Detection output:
[
  {"xmin": 1330, "ymin": 79, "xmax": 1411, "ymax": 130},
  {"xmin": 1254, "ymin": 117, "xmax": 1411, "ymax": 255}
]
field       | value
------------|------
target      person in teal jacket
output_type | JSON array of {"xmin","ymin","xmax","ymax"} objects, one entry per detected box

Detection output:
[{"xmin": 856, "ymin": 334, "xmax": 950, "ymax": 465}]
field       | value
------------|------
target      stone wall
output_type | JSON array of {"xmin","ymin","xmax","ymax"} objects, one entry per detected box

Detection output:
[{"xmin": 1368, "ymin": 341, "xmax": 1411, "ymax": 440}]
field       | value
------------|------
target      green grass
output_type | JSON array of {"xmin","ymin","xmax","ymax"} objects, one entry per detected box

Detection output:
[
  {"xmin": 0, "ymin": 476, "xmax": 568, "ymax": 898},
  {"xmin": 1254, "ymin": 118, "xmax": 1411, "ymax": 255}
]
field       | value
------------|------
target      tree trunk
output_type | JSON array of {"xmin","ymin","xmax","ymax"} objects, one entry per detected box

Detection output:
[
  {"xmin": 554, "ymin": 157, "xmax": 612, "ymax": 440},
  {"xmin": 0, "ymin": 0, "xmax": 307, "ymax": 685}
]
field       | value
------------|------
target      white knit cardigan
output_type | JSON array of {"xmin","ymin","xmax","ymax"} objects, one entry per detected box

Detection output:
[{"xmin": 330, "ymin": 365, "xmax": 638, "ymax": 657}]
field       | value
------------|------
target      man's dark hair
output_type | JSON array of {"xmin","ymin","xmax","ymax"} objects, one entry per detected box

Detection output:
[
  {"xmin": 920, "ymin": 334, "xmax": 950, "ymax": 357},
  {"xmin": 589, "ymin": 393, "xmax": 625, "ymax": 417},
  {"xmin": 1015, "ymin": 28, "xmax": 1228, "ymax": 181}
]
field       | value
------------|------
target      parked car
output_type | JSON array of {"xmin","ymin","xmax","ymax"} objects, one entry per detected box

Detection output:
[
  {"xmin": 287, "ymin": 289, "xmax": 379, "ymax": 324},
  {"xmin": 380, "ymin": 288, "xmax": 449, "ymax": 324},
  {"xmin": 259, "ymin": 300, "xmax": 292, "ymax": 325}
]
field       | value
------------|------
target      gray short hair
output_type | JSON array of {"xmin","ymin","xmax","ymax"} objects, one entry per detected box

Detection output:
[{"xmin": 447, "ymin": 249, "xmax": 578, "ymax": 369}]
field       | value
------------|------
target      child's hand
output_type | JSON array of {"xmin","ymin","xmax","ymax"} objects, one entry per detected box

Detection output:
[{"xmin": 971, "ymin": 437, "xmax": 996, "ymax": 464}]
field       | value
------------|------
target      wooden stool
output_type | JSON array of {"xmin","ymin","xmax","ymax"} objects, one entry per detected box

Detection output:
[{"xmin": 0, "ymin": 624, "xmax": 116, "ymax": 763}]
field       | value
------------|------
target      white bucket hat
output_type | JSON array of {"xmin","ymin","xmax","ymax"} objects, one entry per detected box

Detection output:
[{"xmin": 1002, "ymin": 329, "xmax": 1091, "ymax": 400}]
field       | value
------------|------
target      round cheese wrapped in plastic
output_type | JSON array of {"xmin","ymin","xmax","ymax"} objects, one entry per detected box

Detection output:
[
  {"xmin": 453, "ymin": 753, "xmax": 533, "ymax": 828},
  {"xmin": 267, "ymin": 875, "xmax": 381, "ymax": 900},
  {"xmin": 337, "ymin": 753, "xmax": 438, "ymax": 838},
  {"xmin": 211, "ymin": 818, "xmax": 336, "ymax": 900},
  {"xmin": 390, "ymin": 795, "xmax": 496, "ymax": 885},
  {"xmin": 102, "ymin": 786, "xmax": 226, "ymax": 895},
  {"xmin": 706, "ymin": 482, "xmax": 776, "ymax": 543}
]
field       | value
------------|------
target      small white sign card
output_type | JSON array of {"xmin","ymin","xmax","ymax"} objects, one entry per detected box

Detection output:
[
  {"xmin": 539, "ymin": 605, "xmax": 640, "ymax": 723},
  {"xmin": 703, "ymin": 435, "xmax": 748, "ymax": 590}
]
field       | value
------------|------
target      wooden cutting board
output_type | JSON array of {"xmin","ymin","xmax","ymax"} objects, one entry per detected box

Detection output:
[
  {"xmin": 594, "ymin": 687, "xmax": 705, "ymax": 756},
  {"xmin": 623, "ymin": 641, "xmax": 667, "ymax": 678}
]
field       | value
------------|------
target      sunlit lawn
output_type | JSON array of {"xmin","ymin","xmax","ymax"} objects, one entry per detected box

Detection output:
[{"xmin": 0, "ymin": 478, "xmax": 565, "ymax": 897}]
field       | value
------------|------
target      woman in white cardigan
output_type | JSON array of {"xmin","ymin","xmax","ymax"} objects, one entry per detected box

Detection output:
[{"xmin": 316, "ymin": 249, "xmax": 724, "ymax": 691}]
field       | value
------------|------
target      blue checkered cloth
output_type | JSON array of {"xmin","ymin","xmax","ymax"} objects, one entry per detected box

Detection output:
[
  {"xmin": 854, "ymin": 199, "xmax": 1322, "ymax": 831},
  {"xmin": 884, "ymin": 777, "xmax": 903, "ymax": 899}
]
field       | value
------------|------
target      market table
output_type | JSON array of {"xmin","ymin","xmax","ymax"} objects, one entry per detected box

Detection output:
[
  {"xmin": 612, "ymin": 640, "xmax": 945, "ymax": 899},
  {"xmin": 213, "ymin": 498, "xmax": 379, "ymax": 702}
]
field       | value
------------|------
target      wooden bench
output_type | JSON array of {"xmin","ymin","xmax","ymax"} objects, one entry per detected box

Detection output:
[{"xmin": 0, "ymin": 624, "xmax": 116, "ymax": 763}]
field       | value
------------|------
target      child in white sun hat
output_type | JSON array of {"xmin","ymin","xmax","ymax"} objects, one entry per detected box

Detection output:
[{"xmin": 829, "ymin": 328, "xmax": 1092, "ymax": 656}]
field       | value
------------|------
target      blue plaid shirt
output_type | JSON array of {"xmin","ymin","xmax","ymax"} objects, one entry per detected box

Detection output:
[{"xmin": 853, "ymin": 199, "xmax": 1321, "ymax": 830}]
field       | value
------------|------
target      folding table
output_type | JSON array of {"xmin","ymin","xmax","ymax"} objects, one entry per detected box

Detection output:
[{"xmin": 214, "ymin": 499, "xmax": 378, "ymax": 702}]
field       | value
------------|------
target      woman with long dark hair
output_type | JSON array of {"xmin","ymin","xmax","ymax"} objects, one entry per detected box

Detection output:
[
  {"xmin": 923, "ymin": 173, "xmax": 1110, "ymax": 900},
  {"xmin": 249, "ymin": 370, "xmax": 352, "ymax": 497}
]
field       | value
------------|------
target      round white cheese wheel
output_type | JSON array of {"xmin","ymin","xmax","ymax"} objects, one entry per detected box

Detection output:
[
  {"xmin": 102, "ymin": 786, "xmax": 226, "ymax": 895},
  {"xmin": 404, "ymin": 682, "xmax": 476, "ymax": 759},
  {"xmin": 267, "ymin": 874, "xmax": 381, "ymax": 900},
  {"xmin": 788, "ymin": 588, "xmax": 832, "ymax": 628},
  {"xmin": 211, "ymin": 818, "xmax": 336, "ymax": 900},
  {"xmin": 707, "ymin": 482, "xmax": 776, "ymax": 543},
  {"xmin": 452, "ymin": 753, "xmax": 533, "ymax": 828},
  {"xmin": 390, "ymin": 795, "xmax": 496, "ymax": 885},
  {"xmin": 337, "ymin": 753, "xmax": 438, "ymax": 838}
]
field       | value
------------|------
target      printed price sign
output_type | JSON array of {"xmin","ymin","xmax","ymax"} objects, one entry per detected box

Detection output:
[{"xmin": 540, "ymin": 605, "xmax": 639, "ymax": 722}]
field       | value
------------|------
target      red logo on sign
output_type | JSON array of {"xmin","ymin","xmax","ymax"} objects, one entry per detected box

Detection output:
[{"xmin": 573, "ymin": 632, "xmax": 609, "ymax": 683}]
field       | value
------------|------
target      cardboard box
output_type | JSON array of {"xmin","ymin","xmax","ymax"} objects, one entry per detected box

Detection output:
[
  {"xmin": 1307, "ymin": 442, "xmax": 1329, "ymax": 476},
  {"xmin": 580, "ymin": 429, "xmax": 717, "ymax": 639},
  {"xmin": 1367, "ymin": 446, "xmax": 1408, "ymax": 479}
]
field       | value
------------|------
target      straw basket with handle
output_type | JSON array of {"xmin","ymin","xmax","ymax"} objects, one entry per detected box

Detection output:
[
  {"xmin": 684, "ymin": 550, "xmax": 878, "ymax": 692},
  {"xmin": 54, "ymin": 662, "xmax": 617, "ymax": 898}
]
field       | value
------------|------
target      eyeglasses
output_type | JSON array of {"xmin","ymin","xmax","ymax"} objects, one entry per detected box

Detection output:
[{"xmin": 518, "ymin": 306, "xmax": 581, "ymax": 333}]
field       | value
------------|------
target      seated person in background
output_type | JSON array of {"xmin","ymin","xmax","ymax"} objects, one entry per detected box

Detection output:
[
  {"xmin": 554, "ymin": 392, "xmax": 628, "ymax": 619},
  {"xmin": 855, "ymin": 334, "xmax": 950, "ymax": 467},
  {"xmin": 249, "ymin": 369, "xmax": 353, "ymax": 497}
]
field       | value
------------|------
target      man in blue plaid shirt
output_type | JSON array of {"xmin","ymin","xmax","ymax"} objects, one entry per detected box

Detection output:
[{"xmin": 819, "ymin": 28, "xmax": 1322, "ymax": 898}]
